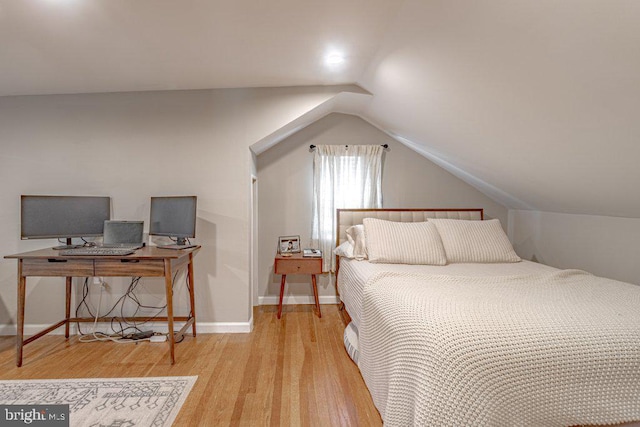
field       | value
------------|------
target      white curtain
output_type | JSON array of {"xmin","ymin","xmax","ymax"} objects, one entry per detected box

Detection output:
[{"xmin": 311, "ymin": 145, "xmax": 383, "ymax": 272}]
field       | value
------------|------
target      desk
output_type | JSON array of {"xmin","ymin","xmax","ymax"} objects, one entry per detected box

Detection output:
[{"xmin": 4, "ymin": 246, "xmax": 200, "ymax": 367}]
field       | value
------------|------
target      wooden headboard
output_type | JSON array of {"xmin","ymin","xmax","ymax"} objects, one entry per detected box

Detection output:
[{"xmin": 336, "ymin": 208, "xmax": 484, "ymax": 247}]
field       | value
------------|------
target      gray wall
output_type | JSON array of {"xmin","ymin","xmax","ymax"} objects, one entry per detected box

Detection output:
[
  {"xmin": 0, "ymin": 86, "xmax": 346, "ymax": 331},
  {"xmin": 509, "ymin": 210, "xmax": 640, "ymax": 285},
  {"xmin": 256, "ymin": 113, "xmax": 508, "ymax": 303}
]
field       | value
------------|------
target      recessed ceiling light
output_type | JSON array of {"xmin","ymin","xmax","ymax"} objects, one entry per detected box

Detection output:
[
  {"xmin": 325, "ymin": 53, "xmax": 345, "ymax": 66},
  {"xmin": 41, "ymin": 0, "xmax": 80, "ymax": 6}
]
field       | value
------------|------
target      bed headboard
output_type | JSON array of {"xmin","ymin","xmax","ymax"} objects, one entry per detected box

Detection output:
[{"xmin": 336, "ymin": 208, "xmax": 484, "ymax": 246}]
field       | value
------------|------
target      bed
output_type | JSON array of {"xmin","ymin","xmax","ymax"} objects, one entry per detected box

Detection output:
[{"xmin": 335, "ymin": 208, "xmax": 640, "ymax": 427}]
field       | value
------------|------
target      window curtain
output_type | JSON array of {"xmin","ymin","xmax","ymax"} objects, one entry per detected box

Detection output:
[{"xmin": 311, "ymin": 145, "xmax": 383, "ymax": 272}]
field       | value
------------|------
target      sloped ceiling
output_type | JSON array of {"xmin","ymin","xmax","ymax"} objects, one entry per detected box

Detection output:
[
  {"xmin": 3, "ymin": 0, "xmax": 639, "ymax": 218},
  {"xmin": 358, "ymin": 0, "xmax": 640, "ymax": 218}
]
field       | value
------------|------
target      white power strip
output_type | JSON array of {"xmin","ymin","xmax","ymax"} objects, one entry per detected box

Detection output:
[{"xmin": 150, "ymin": 335, "xmax": 167, "ymax": 343}]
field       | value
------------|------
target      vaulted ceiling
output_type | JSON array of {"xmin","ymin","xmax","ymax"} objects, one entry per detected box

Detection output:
[
  {"xmin": 359, "ymin": 0, "xmax": 640, "ymax": 218},
  {"xmin": 3, "ymin": 0, "xmax": 639, "ymax": 218}
]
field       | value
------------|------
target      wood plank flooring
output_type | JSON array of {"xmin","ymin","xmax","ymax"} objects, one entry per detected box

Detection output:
[{"xmin": 0, "ymin": 305, "xmax": 381, "ymax": 426}]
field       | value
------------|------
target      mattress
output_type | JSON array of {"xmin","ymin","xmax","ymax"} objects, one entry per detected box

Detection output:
[
  {"xmin": 343, "ymin": 322, "xmax": 359, "ymax": 364},
  {"xmin": 359, "ymin": 270, "xmax": 640, "ymax": 426},
  {"xmin": 337, "ymin": 258, "xmax": 557, "ymax": 330}
]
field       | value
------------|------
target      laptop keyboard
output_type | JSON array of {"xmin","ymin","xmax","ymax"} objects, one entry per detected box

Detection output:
[{"xmin": 59, "ymin": 247, "xmax": 136, "ymax": 256}]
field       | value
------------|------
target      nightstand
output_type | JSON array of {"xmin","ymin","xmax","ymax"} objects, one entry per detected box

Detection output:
[{"xmin": 274, "ymin": 253, "xmax": 323, "ymax": 319}]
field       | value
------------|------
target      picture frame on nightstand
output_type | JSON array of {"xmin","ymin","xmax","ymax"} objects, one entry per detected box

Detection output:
[{"xmin": 278, "ymin": 235, "xmax": 300, "ymax": 254}]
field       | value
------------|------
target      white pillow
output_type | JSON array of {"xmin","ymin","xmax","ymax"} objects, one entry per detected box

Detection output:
[
  {"xmin": 346, "ymin": 224, "xmax": 368, "ymax": 260},
  {"xmin": 363, "ymin": 218, "xmax": 447, "ymax": 265},
  {"xmin": 429, "ymin": 218, "xmax": 521, "ymax": 263},
  {"xmin": 333, "ymin": 241, "xmax": 355, "ymax": 259}
]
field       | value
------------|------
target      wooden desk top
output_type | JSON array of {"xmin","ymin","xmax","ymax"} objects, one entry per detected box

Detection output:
[{"xmin": 5, "ymin": 245, "xmax": 201, "ymax": 260}]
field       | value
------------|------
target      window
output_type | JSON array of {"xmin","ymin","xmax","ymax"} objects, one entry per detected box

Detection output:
[{"xmin": 311, "ymin": 145, "xmax": 384, "ymax": 271}]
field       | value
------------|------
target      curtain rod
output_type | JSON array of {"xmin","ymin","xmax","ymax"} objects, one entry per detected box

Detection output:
[{"xmin": 309, "ymin": 144, "xmax": 389, "ymax": 150}]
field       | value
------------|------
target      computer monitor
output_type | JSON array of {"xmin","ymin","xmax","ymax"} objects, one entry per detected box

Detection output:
[
  {"xmin": 149, "ymin": 196, "xmax": 197, "ymax": 246},
  {"xmin": 21, "ymin": 195, "xmax": 111, "ymax": 244}
]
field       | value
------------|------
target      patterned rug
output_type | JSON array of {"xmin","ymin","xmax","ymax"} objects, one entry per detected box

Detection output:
[{"xmin": 0, "ymin": 376, "xmax": 197, "ymax": 427}]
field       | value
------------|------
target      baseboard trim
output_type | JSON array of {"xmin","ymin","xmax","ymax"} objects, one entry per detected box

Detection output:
[
  {"xmin": 258, "ymin": 295, "xmax": 340, "ymax": 306},
  {"xmin": 0, "ymin": 324, "xmax": 72, "ymax": 336},
  {"xmin": 0, "ymin": 320, "xmax": 253, "ymax": 336},
  {"xmin": 198, "ymin": 321, "xmax": 253, "ymax": 334}
]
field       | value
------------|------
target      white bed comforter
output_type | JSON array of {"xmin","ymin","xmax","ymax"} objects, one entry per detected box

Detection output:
[
  {"xmin": 338, "ymin": 259, "xmax": 556, "ymax": 330},
  {"xmin": 359, "ymin": 270, "xmax": 640, "ymax": 426}
]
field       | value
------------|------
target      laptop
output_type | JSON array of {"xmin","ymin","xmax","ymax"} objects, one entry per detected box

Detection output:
[{"xmin": 100, "ymin": 220, "xmax": 145, "ymax": 249}]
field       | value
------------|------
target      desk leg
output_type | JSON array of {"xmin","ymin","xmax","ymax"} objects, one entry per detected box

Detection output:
[
  {"xmin": 312, "ymin": 274, "xmax": 321, "ymax": 318},
  {"xmin": 164, "ymin": 259, "xmax": 175, "ymax": 365},
  {"xmin": 277, "ymin": 275, "xmax": 286, "ymax": 319},
  {"xmin": 64, "ymin": 277, "xmax": 72, "ymax": 339},
  {"xmin": 16, "ymin": 261, "xmax": 25, "ymax": 367},
  {"xmin": 187, "ymin": 253, "xmax": 196, "ymax": 337}
]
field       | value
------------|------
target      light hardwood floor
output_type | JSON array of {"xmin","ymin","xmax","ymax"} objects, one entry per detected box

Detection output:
[{"xmin": 0, "ymin": 305, "xmax": 382, "ymax": 426}]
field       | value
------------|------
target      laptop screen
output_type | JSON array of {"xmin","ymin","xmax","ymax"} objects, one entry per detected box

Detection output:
[{"xmin": 103, "ymin": 221, "xmax": 144, "ymax": 245}]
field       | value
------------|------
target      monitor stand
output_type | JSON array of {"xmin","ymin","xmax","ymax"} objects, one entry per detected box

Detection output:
[
  {"xmin": 157, "ymin": 238, "xmax": 197, "ymax": 250},
  {"xmin": 157, "ymin": 244, "xmax": 198, "ymax": 250},
  {"xmin": 52, "ymin": 244, "xmax": 83, "ymax": 250},
  {"xmin": 52, "ymin": 238, "xmax": 83, "ymax": 250}
]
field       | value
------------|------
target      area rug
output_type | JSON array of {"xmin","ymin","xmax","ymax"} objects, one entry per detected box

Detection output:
[{"xmin": 0, "ymin": 376, "xmax": 197, "ymax": 427}]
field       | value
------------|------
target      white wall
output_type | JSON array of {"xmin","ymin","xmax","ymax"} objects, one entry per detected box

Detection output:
[
  {"xmin": 0, "ymin": 86, "xmax": 349, "ymax": 331},
  {"xmin": 257, "ymin": 113, "xmax": 508, "ymax": 303},
  {"xmin": 509, "ymin": 210, "xmax": 640, "ymax": 285}
]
